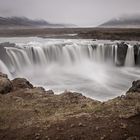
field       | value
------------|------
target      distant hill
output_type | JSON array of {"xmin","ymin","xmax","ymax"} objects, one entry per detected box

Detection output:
[
  {"xmin": 99, "ymin": 15, "xmax": 140, "ymax": 28},
  {"xmin": 0, "ymin": 17, "xmax": 76, "ymax": 28}
]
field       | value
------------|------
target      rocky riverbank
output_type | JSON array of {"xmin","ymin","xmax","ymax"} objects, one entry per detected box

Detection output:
[{"xmin": 0, "ymin": 72, "xmax": 140, "ymax": 140}]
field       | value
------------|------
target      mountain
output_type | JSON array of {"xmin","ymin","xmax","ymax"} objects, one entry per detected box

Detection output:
[
  {"xmin": 0, "ymin": 17, "xmax": 75, "ymax": 28},
  {"xmin": 99, "ymin": 15, "xmax": 140, "ymax": 28}
]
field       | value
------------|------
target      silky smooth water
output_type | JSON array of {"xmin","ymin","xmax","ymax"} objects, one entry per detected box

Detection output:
[{"xmin": 0, "ymin": 37, "xmax": 140, "ymax": 101}]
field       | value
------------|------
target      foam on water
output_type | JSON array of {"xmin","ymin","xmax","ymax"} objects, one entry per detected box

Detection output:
[{"xmin": 0, "ymin": 38, "xmax": 140, "ymax": 101}]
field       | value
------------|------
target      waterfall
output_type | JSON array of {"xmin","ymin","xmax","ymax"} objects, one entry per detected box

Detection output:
[
  {"xmin": 2, "ymin": 41, "xmax": 140, "ymax": 71},
  {"xmin": 125, "ymin": 44, "xmax": 135, "ymax": 67},
  {"xmin": 4, "ymin": 42, "xmax": 117, "ymax": 72},
  {"xmin": 0, "ymin": 59, "xmax": 12, "ymax": 78},
  {"xmin": 1, "ymin": 40, "xmax": 140, "ymax": 71},
  {"xmin": 0, "ymin": 38, "xmax": 140, "ymax": 101},
  {"xmin": 114, "ymin": 45, "xmax": 118, "ymax": 65}
]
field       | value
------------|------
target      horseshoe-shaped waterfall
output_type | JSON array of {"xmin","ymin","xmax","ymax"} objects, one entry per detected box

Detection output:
[{"xmin": 0, "ymin": 38, "xmax": 140, "ymax": 101}]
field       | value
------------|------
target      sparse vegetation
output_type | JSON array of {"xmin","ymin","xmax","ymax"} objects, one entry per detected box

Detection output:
[{"xmin": 0, "ymin": 73, "xmax": 140, "ymax": 140}]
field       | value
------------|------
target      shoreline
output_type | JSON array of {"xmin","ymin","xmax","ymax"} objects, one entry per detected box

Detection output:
[{"xmin": 0, "ymin": 72, "xmax": 140, "ymax": 140}]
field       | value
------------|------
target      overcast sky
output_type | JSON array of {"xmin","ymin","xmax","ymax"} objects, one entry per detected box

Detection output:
[{"xmin": 0, "ymin": 0, "xmax": 140, "ymax": 26}]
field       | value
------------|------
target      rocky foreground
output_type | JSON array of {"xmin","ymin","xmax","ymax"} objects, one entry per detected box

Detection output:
[{"xmin": 0, "ymin": 73, "xmax": 140, "ymax": 140}]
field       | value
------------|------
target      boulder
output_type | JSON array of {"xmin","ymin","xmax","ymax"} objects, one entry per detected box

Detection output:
[
  {"xmin": 0, "ymin": 74, "xmax": 13, "ymax": 94},
  {"xmin": 128, "ymin": 80, "xmax": 140, "ymax": 92},
  {"xmin": 10, "ymin": 87, "xmax": 46, "ymax": 99},
  {"xmin": 12, "ymin": 78, "xmax": 33, "ymax": 90},
  {"xmin": 46, "ymin": 90, "xmax": 54, "ymax": 95}
]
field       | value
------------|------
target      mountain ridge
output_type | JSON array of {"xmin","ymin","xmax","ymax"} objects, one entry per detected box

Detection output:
[
  {"xmin": 99, "ymin": 15, "xmax": 140, "ymax": 28},
  {"xmin": 0, "ymin": 16, "xmax": 76, "ymax": 28}
]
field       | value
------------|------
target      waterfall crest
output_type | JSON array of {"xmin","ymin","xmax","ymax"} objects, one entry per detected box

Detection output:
[
  {"xmin": 4, "ymin": 42, "xmax": 118, "ymax": 71},
  {"xmin": 3, "ymin": 41, "xmax": 140, "ymax": 71}
]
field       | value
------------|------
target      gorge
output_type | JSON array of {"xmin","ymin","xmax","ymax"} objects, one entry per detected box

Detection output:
[{"xmin": 0, "ymin": 38, "xmax": 140, "ymax": 100}]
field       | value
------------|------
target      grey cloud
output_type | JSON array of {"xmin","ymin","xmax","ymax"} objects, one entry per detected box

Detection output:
[{"xmin": 0, "ymin": 0, "xmax": 140, "ymax": 26}]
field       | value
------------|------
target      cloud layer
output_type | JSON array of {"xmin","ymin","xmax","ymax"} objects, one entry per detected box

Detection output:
[{"xmin": 0, "ymin": 0, "xmax": 140, "ymax": 26}]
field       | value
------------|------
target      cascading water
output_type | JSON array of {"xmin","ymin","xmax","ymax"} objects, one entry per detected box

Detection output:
[
  {"xmin": 5, "ymin": 42, "xmax": 116, "ymax": 69},
  {"xmin": 125, "ymin": 44, "xmax": 135, "ymax": 67},
  {"xmin": 0, "ymin": 38, "xmax": 140, "ymax": 101},
  {"xmin": 0, "ymin": 59, "xmax": 12, "ymax": 78}
]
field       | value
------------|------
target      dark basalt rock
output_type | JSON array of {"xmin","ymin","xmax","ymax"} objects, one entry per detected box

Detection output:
[
  {"xmin": 116, "ymin": 42, "xmax": 128, "ymax": 66},
  {"xmin": 12, "ymin": 78, "xmax": 33, "ymax": 90},
  {"xmin": 91, "ymin": 44, "xmax": 97, "ymax": 50},
  {"xmin": 0, "ymin": 73, "xmax": 13, "ymax": 94},
  {"xmin": 128, "ymin": 80, "xmax": 140, "ymax": 92},
  {"xmin": 134, "ymin": 44, "xmax": 140, "ymax": 65}
]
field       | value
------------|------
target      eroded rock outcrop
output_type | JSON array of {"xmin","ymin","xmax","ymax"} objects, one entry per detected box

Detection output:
[
  {"xmin": 128, "ymin": 80, "xmax": 140, "ymax": 92},
  {"xmin": 116, "ymin": 42, "xmax": 128, "ymax": 66},
  {"xmin": 134, "ymin": 44, "xmax": 140, "ymax": 65},
  {"xmin": 12, "ymin": 78, "xmax": 33, "ymax": 90},
  {"xmin": 0, "ymin": 72, "xmax": 12, "ymax": 94}
]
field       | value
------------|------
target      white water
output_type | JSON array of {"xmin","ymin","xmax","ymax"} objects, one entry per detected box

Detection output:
[
  {"xmin": 0, "ymin": 59, "xmax": 12, "ymax": 78},
  {"xmin": 0, "ymin": 38, "xmax": 140, "ymax": 101},
  {"xmin": 125, "ymin": 44, "xmax": 135, "ymax": 67}
]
